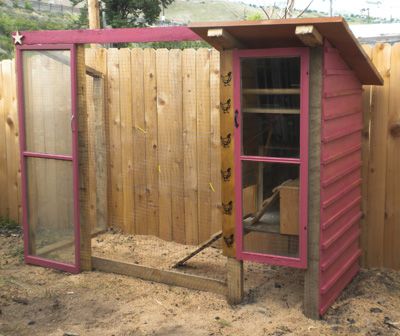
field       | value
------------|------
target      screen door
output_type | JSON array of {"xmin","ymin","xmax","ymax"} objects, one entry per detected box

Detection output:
[
  {"xmin": 233, "ymin": 48, "xmax": 309, "ymax": 269},
  {"xmin": 17, "ymin": 45, "xmax": 80, "ymax": 273}
]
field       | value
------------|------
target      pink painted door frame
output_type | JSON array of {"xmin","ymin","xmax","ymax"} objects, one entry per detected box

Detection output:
[
  {"xmin": 16, "ymin": 44, "xmax": 80, "ymax": 274},
  {"xmin": 233, "ymin": 48, "xmax": 310, "ymax": 269}
]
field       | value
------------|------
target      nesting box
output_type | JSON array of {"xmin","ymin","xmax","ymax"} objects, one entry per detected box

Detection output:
[{"xmin": 190, "ymin": 17, "xmax": 383, "ymax": 317}]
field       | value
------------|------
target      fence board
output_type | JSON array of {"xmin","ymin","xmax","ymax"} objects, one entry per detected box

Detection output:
[
  {"xmin": 182, "ymin": 49, "xmax": 198, "ymax": 245},
  {"xmin": 365, "ymin": 43, "xmax": 391, "ymax": 267},
  {"xmin": 131, "ymin": 48, "xmax": 147, "ymax": 235},
  {"xmin": 196, "ymin": 49, "xmax": 211, "ymax": 243},
  {"xmin": 143, "ymin": 48, "xmax": 159, "ymax": 237},
  {"xmin": 0, "ymin": 62, "xmax": 9, "ymax": 218},
  {"xmin": 119, "ymin": 48, "xmax": 134, "ymax": 234},
  {"xmin": 107, "ymin": 49, "xmax": 124, "ymax": 230},
  {"xmin": 156, "ymin": 49, "xmax": 173, "ymax": 241},
  {"xmin": 384, "ymin": 43, "xmax": 400, "ymax": 269}
]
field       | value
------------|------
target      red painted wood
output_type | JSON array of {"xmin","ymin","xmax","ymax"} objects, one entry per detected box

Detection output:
[
  {"xmin": 233, "ymin": 47, "xmax": 309, "ymax": 269},
  {"xmin": 17, "ymin": 27, "xmax": 201, "ymax": 45},
  {"xmin": 319, "ymin": 40, "xmax": 363, "ymax": 316}
]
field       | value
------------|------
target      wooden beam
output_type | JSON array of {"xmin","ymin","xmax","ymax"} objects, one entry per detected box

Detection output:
[
  {"xmin": 227, "ymin": 257, "xmax": 243, "ymax": 304},
  {"xmin": 77, "ymin": 45, "xmax": 92, "ymax": 271},
  {"xmin": 207, "ymin": 29, "xmax": 244, "ymax": 50},
  {"xmin": 220, "ymin": 50, "xmax": 236, "ymax": 257},
  {"xmin": 303, "ymin": 47, "xmax": 323, "ymax": 319},
  {"xmin": 295, "ymin": 25, "xmax": 323, "ymax": 47},
  {"xmin": 88, "ymin": 0, "xmax": 100, "ymax": 30},
  {"xmin": 92, "ymin": 256, "xmax": 227, "ymax": 295}
]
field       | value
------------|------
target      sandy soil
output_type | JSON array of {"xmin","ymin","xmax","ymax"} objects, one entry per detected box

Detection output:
[{"xmin": 1, "ymin": 230, "xmax": 400, "ymax": 336}]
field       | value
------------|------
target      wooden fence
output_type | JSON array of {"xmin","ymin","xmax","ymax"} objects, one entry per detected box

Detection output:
[{"xmin": 0, "ymin": 44, "xmax": 399, "ymax": 269}]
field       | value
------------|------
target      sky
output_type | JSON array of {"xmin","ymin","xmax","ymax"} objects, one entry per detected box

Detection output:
[{"xmin": 230, "ymin": 0, "xmax": 400, "ymax": 19}]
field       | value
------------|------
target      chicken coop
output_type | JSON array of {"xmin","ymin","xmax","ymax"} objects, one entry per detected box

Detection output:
[{"xmin": 13, "ymin": 17, "xmax": 382, "ymax": 319}]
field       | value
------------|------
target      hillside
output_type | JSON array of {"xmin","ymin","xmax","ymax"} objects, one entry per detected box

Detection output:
[{"xmin": 0, "ymin": 1, "xmax": 77, "ymax": 60}]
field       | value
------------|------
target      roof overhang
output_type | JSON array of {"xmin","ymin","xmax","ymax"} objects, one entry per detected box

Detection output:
[{"xmin": 189, "ymin": 17, "xmax": 383, "ymax": 85}]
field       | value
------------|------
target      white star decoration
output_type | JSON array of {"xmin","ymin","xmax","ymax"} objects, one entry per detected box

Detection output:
[{"xmin": 12, "ymin": 31, "xmax": 24, "ymax": 45}]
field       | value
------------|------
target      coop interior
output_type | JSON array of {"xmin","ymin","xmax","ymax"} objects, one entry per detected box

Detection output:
[
  {"xmin": 240, "ymin": 56, "xmax": 301, "ymax": 259},
  {"xmin": 20, "ymin": 45, "xmax": 306, "ymax": 292}
]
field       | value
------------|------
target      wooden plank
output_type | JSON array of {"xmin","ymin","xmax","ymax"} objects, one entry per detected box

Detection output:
[
  {"xmin": 0, "ymin": 62, "xmax": 9, "ymax": 218},
  {"xmin": 84, "ymin": 48, "xmax": 98, "ymax": 233},
  {"xmin": 91, "ymin": 48, "xmax": 108, "ymax": 232},
  {"xmin": 11, "ymin": 60, "xmax": 21, "ymax": 223},
  {"xmin": 3, "ymin": 60, "xmax": 19, "ymax": 222},
  {"xmin": 107, "ymin": 48, "xmax": 124, "ymax": 230},
  {"xmin": 77, "ymin": 45, "xmax": 92, "ymax": 271},
  {"xmin": 295, "ymin": 25, "xmax": 323, "ymax": 47},
  {"xmin": 220, "ymin": 50, "xmax": 235, "ymax": 257},
  {"xmin": 360, "ymin": 44, "xmax": 372, "ymax": 267},
  {"xmin": 119, "ymin": 48, "xmax": 134, "ymax": 234},
  {"xmin": 196, "ymin": 48, "xmax": 211, "ymax": 242},
  {"xmin": 210, "ymin": 49, "xmax": 222, "ymax": 236},
  {"xmin": 182, "ymin": 49, "xmax": 198, "ymax": 245},
  {"xmin": 131, "ymin": 48, "xmax": 147, "ymax": 235},
  {"xmin": 92, "ymin": 256, "xmax": 227, "ymax": 295},
  {"xmin": 207, "ymin": 28, "xmax": 245, "ymax": 49},
  {"xmin": 143, "ymin": 48, "xmax": 159, "ymax": 237},
  {"xmin": 156, "ymin": 49, "xmax": 173, "ymax": 241},
  {"xmin": 169, "ymin": 49, "xmax": 185, "ymax": 243},
  {"xmin": 365, "ymin": 43, "xmax": 391, "ymax": 268},
  {"xmin": 227, "ymin": 257, "xmax": 243, "ymax": 304},
  {"xmin": 383, "ymin": 43, "xmax": 400, "ymax": 269},
  {"xmin": 304, "ymin": 47, "xmax": 323, "ymax": 319}
]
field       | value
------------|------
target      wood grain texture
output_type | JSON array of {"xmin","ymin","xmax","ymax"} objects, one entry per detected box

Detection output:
[
  {"xmin": 384, "ymin": 43, "xmax": 400, "ymax": 269},
  {"xmin": 227, "ymin": 257, "xmax": 243, "ymax": 304},
  {"xmin": 169, "ymin": 49, "xmax": 185, "ymax": 243},
  {"xmin": 220, "ymin": 50, "xmax": 235, "ymax": 257},
  {"xmin": 156, "ymin": 49, "xmax": 173, "ymax": 241},
  {"xmin": 303, "ymin": 47, "xmax": 323, "ymax": 320},
  {"xmin": 107, "ymin": 49, "xmax": 124, "ymax": 230},
  {"xmin": 365, "ymin": 43, "xmax": 391, "ymax": 267},
  {"xmin": 92, "ymin": 256, "xmax": 227, "ymax": 295},
  {"xmin": 77, "ymin": 45, "xmax": 92, "ymax": 271},
  {"xmin": 360, "ymin": 45, "xmax": 372, "ymax": 266},
  {"xmin": 182, "ymin": 49, "xmax": 198, "ymax": 245},
  {"xmin": 196, "ymin": 49, "xmax": 211, "ymax": 243},
  {"xmin": 131, "ymin": 48, "xmax": 148, "ymax": 235},
  {"xmin": 0, "ymin": 62, "xmax": 8, "ymax": 217},
  {"xmin": 143, "ymin": 48, "xmax": 159, "ymax": 237},
  {"xmin": 210, "ymin": 49, "xmax": 222, "ymax": 237},
  {"xmin": 118, "ymin": 49, "xmax": 134, "ymax": 234}
]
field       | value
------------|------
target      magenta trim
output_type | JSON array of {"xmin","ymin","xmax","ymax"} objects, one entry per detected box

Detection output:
[
  {"xmin": 23, "ymin": 151, "xmax": 73, "ymax": 160},
  {"xmin": 233, "ymin": 48, "xmax": 309, "ymax": 269},
  {"xmin": 25, "ymin": 255, "xmax": 79, "ymax": 274},
  {"xmin": 16, "ymin": 44, "xmax": 80, "ymax": 273},
  {"xmin": 15, "ymin": 27, "xmax": 201, "ymax": 45}
]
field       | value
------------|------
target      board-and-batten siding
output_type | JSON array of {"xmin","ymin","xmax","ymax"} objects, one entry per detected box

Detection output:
[{"xmin": 319, "ymin": 42, "xmax": 363, "ymax": 314}]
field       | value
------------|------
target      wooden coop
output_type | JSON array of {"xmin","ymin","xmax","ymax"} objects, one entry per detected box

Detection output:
[{"xmin": 13, "ymin": 17, "xmax": 382, "ymax": 319}]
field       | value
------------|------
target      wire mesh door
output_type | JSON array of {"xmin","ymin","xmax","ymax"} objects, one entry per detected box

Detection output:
[
  {"xmin": 233, "ymin": 48, "xmax": 309, "ymax": 269},
  {"xmin": 16, "ymin": 45, "xmax": 80, "ymax": 273}
]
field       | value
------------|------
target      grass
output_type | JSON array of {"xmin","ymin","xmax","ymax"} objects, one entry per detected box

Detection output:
[{"xmin": 0, "ymin": 216, "xmax": 21, "ymax": 234}]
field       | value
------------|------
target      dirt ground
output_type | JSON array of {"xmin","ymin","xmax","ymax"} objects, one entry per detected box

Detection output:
[{"xmin": 1, "ymin": 231, "xmax": 400, "ymax": 336}]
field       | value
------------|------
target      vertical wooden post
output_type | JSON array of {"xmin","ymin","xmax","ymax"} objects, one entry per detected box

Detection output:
[
  {"xmin": 227, "ymin": 257, "xmax": 243, "ymax": 304},
  {"xmin": 303, "ymin": 47, "xmax": 323, "ymax": 319},
  {"xmin": 220, "ymin": 50, "xmax": 243, "ymax": 303},
  {"xmin": 88, "ymin": 0, "xmax": 101, "ymax": 29},
  {"xmin": 77, "ymin": 45, "xmax": 92, "ymax": 271}
]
